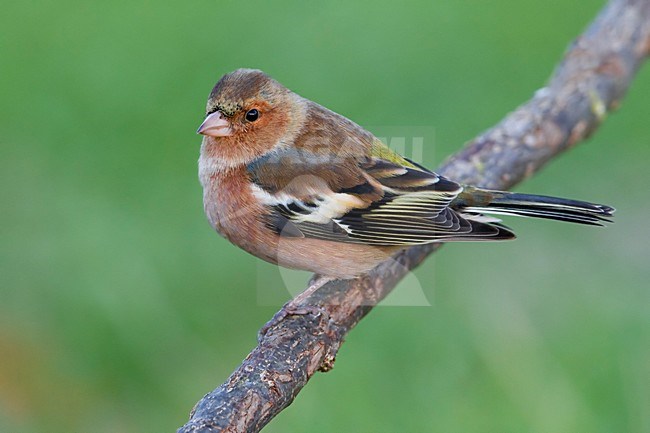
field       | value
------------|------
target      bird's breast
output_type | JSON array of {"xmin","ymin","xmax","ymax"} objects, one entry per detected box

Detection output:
[{"xmin": 200, "ymin": 158, "xmax": 280, "ymax": 264}]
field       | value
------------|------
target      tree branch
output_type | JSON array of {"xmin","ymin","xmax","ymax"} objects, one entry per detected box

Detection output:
[{"xmin": 179, "ymin": 1, "xmax": 650, "ymax": 431}]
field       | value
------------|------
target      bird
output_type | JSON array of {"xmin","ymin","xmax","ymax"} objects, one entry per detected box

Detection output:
[{"xmin": 197, "ymin": 68, "xmax": 614, "ymax": 279}]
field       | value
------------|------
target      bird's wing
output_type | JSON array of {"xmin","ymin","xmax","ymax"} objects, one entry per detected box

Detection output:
[{"xmin": 248, "ymin": 141, "xmax": 514, "ymax": 245}]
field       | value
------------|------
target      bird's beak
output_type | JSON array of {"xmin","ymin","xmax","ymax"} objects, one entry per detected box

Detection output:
[{"xmin": 197, "ymin": 111, "xmax": 233, "ymax": 137}]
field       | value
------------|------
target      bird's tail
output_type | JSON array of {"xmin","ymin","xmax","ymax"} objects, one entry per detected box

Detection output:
[{"xmin": 459, "ymin": 189, "xmax": 615, "ymax": 226}]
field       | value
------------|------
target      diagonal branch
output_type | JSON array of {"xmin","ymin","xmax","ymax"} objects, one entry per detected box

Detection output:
[{"xmin": 179, "ymin": 1, "xmax": 650, "ymax": 432}]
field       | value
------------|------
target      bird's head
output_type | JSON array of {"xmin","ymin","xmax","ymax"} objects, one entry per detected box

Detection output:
[{"xmin": 197, "ymin": 69, "xmax": 306, "ymax": 168}]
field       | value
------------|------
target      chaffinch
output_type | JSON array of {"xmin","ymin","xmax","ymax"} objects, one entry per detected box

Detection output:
[{"xmin": 197, "ymin": 69, "xmax": 613, "ymax": 279}]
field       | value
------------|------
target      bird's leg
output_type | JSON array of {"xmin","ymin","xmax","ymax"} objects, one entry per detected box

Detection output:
[{"xmin": 258, "ymin": 275, "xmax": 336, "ymax": 340}]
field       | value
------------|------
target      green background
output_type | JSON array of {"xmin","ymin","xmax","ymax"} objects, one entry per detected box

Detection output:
[{"xmin": 2, "ymin": 1, "xmax": 649, "ymax": 432}]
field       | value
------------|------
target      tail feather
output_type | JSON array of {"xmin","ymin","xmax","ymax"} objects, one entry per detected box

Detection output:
[{"xmin": 461, "ymin": 192, "xmax": 615, "ymax": 226}]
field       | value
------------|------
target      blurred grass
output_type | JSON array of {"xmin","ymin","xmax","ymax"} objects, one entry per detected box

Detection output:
[{"xmin": 1, "ymin": 0, "xmax": 649, "ymax": 432}]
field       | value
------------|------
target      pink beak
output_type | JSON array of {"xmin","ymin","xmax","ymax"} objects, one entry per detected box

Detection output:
[{"xmin": 197, "ymin": 111, "xmax": 233, "ymax": 137}]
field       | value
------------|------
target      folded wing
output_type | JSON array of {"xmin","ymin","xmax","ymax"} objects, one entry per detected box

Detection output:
[{"xmin": 249, "ymin": 152, "xmax": 515, "ymax": 245}]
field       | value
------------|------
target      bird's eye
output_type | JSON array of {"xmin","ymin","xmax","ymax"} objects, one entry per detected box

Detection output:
[{"xmin": 245, "ymin": 109, "xmax": 260, "ymax": 122}]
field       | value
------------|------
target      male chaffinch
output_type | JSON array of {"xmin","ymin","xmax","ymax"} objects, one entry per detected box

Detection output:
[{"xmin": 197, "ymin": 69, "xmax": 613, "ymax": 279}]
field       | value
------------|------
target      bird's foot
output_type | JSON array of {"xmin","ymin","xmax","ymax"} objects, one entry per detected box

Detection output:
[{"xmin": 258, "ymin": 275, "xmax": 336, "ymax": 340}]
